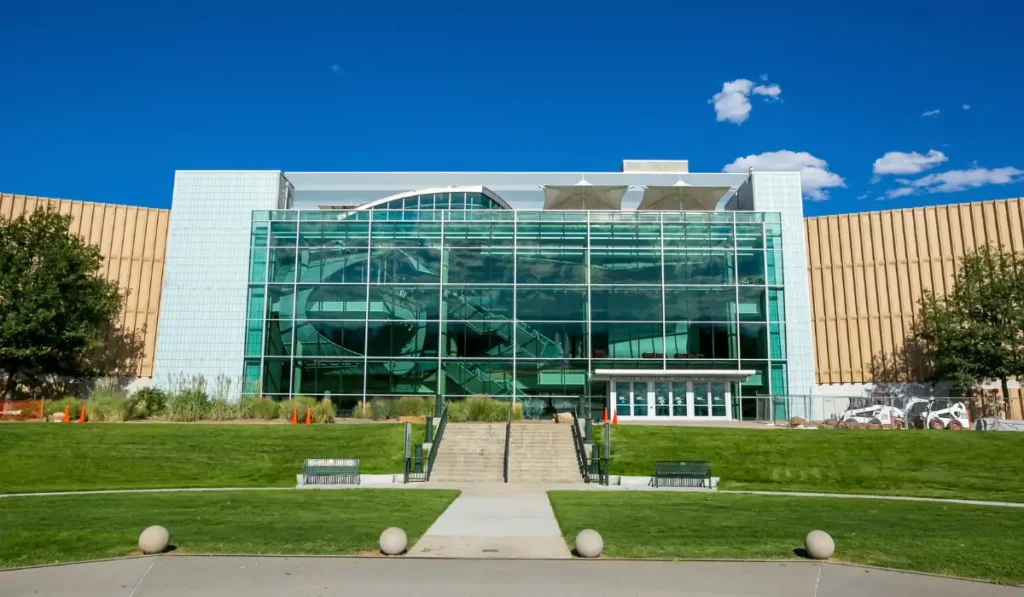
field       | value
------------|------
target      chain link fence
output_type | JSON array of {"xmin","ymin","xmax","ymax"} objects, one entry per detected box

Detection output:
[{"xmin": 740, "ymin": 393, "xmax": 1012, "ymax": 427}]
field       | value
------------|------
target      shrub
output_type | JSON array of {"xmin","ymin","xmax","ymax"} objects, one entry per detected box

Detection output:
[
  {"xmin": 447, "ymin": 399, "xmax": 469, "ymax": 423},
  {"xmin": 310, "ymin": 398, "xmax": 337, "ymax": 423},
  {"xmin": 277, "ymin": 396, "xmax": 318, "ymax": 420},
  {"xmin": 370, "ymin": 398, "xmax": 397, "ymax": 421},
  {"xmin": 168, "ymin": 388, "xmax": 209, "ymax": 422},
  {"xmin": 86, "ymin": 381, "xmax": 128, "ymax": 422},
  {"xmin": 245, "ymin": 397, "xmax": 280, "ymax": 420},
  {"xmin": 206, "ymin": 398, "xmax": 240, "ymax": 421},
  {"xmin": 125, "ymin": 387, "xmax": 168, "ymax": 420},
  {"xmin": 351, "ymin": 401, "xmax": 373, "ymax": 419},
  {"xmin": 396, "ymin": 396, "xmax": 432, "ymax": 417},
  {"xmin": 45, "ymin": 396, "xmax": 83, "ymax": 420},
  {"xmin": 466, "ymin": 395, "xmax": 507, "ymax": 422}
]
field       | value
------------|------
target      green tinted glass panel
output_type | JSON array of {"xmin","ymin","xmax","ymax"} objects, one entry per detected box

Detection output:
[
  {"xmin": 739, "ymin": 323, "xmax": 769, "ymax": 359},
  {"xmin": 664, "ymin": 287, "xmax": 735, "ymax": 321},
  {"xmin": 249, "ymin": 249, "xmax": 267, "ymax": 283},
  {"xmin": 262, "ymin": 358, "xmax": 291, "ymax": 394},
  {"xmin": 247, "ymin": 286, "xmax": 265, "ymax": 319},
  {"xmin": 734, "ymin": 224, "xmax": 764, "ymax": 248},
  {"xmin": 299, "ymin": 222, "xmax": 370, "ymax": 247},
  {"xmin": 665, "ymin": 322, "xmax": 737, "ymax": 359},
  {"xmin": 767, "ymin": 250, "xmax": 784, "ymax": 285},
  {"xmin": 590, "ymin": 250, "xmax": 661, "ymax": 284},
  {"xmin": 244, "ymin": 320, "xmax": 263, "ymax": 357},
  {"xmin": 590, "ymin": 287, "xmax": 662, "ymax": 321},
  {"xmin": 369, "ymin": 248, "xmax": 441, "ymax": 283},
  {"xmin": 243, "ymin": 359, "xmax": 261, "ymax": 394},
  {"xmin": 663, "ymin": 250, "xmax": 735, "ymax": 284},
  {"xmin": 368, "ymin": 285, "xmax": 439, "ymax": 320},
  {"xmin": 741, "ymin": 360, "xmax": 769, "ymax": 395},
  {"xmin": 591, "ymin": 322, "xmax": 663, "ymax": 359},
  {"xmin": 770, "ymin": 323, "xmax": 786, "ymax": 359},
  {"xmin": 371, "ymin": 221, "xmax": 442, "ymax": 246},
  {"xmin": 365, "ymin": 360, "xmax": 437, "ymax": 395},
  {"xmin": 737, "ymin": 287, "xmax": 767, "ymax": 321},
  {"xmin": 251, "ymin": 223, "xmax": 269, "ymax": 247},
  {"xmin": 269, "ymin": 248, "xmax": 297, "ymax": 283},
  {"xmin": 299, "ymin": 248, "xmax": 368, "ymax": 283},
  {"xmin": 516, "ymin": 321, "xmax": 587, "ymax": 359},
  {"xmin": 765, "ymin": 224, "xmax": 782, "ymax": 249},
  {"xmin": 264, "ymin": 319, "xmax": 292, "ymax": 356},
  {"xmin": 443, "ymin": 360, "xmax": 515, "ymax": 396},
  {"xmin": 366, "ymin": 321, "xmax": 439, "ymax": 357},
  {"xmin": 444, "ymin": 321, "xmax": 514, "ymax": 358},
  {"xmin": 300, "ymin": 284, "xmax": 366, "ymax": 320},
  {"xmin": 768, "ymin": 289, "xmax": 785, "ymax": 321},
  {"xmin": 515, "ymin": 222, "xmax": 587, "ymax": 248},
  {"xmin": 770, "ymin": 363, "xmax": 788, "ymax": 395},
  {"xmin": 516, "ymin": 360, "xmax": 587, "ymax": 395},
  {"xmin": 292, "ymin": 359, "xmax": 365, "ymax": 395},
  {"xmin": 516, "ymin": 249, "xmax": 586, "ymax": 284},
  {"xmin": 294, "ymin": 321, "xmax": 365, "ymax": 357},
  {"xmin": 516, "ymin": 287, "xmax": 587, "ymax": 320},
  {"xmin": 588, "ymin": 223, "xmax": 660, "ymax": 248},
  {"xmin": 737, "ymin": 250, "xmax": 765, "ymax": 285},
  {"xmin": 443, "ymin": 222, "xmax": 515, "ymax": 247},
  {"xmin": 447, "ymin": 249, "xmax": 514, "ymax": 284},
  {"xmin": 445, "ymin": 286, "xmax": 514, "ymax": 320},
  {"xmin": 266, "ymin": 285, "xmax": 296, "ymax": 320},
  {"xmin": 269, "ymin": 222, "xmax": 298, "ymax": 246}
]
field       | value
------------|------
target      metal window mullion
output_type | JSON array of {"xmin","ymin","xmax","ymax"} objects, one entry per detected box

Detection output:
[
  {"xmin": 258, "ymin": 218, "xmax": 270, "ymax": 397},
  {"xmin": 289, "ymin": 220, "xmax": 300, "ymax": 399},
  {"xmin": 438, "ymin": 215, "xmax": 445, "ymax": 399},
  {"xmin": 733, "ymin": 211, "xmax": 741, "ymax": 399},
  {"xmin": 362, "ymin": 214, "xmax": 372, "ymax": 409},
  {"xmin": 763, "ymin": 220, "xmax": 772, "ymax": 396},
  {"xmin": 512, "ymin": 211, "xmax": 518, "ymax": 405},
  {"xmin": 659, "ymin": 212, "xmax": 666, "ymax": 371}
]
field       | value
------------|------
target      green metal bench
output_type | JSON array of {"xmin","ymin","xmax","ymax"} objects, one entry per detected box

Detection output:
[
  {"xmin": 653, "ymin": 460, "xmax": 711, "ymax": 488},
  {"xmin": 303, "ymin": 458, "xmax": 360, "ymax": 485}
]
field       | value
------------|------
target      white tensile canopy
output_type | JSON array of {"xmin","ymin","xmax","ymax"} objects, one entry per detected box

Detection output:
[
  {"xmin": 542, "ymin": 179, "xmax": 629, "ymax": 210},
  {"xmin": 638, "ymin": 179, "xmax": 733, "ymax": 211}
]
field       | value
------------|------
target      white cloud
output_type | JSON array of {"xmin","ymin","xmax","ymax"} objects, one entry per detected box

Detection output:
[
  {"xmin": 708, "ymin": 78, "xmax": 783, "ymax": 124},
  {"xmin": 885, "ymin": 187, "xmax": 915, "ymax": 199},
  {"xmin": 921, "ymin": 109, "xmax": 941, "ymax": 117},
  {"xmin": 962, "ymin": 104, "xmax": 971, "ymax": 110},
  {"xmin": 722, "ymin": 150, "xmax": 845, "ymax": 201},
  {"xmin": 753, "ymin": 84, "xmax": 782, "ymax": 100},
  {"xmin": 760, "ymin": 73, "xmax": 769, "ymax": 81},
  {"xmin": 872, "ymin": 150, "xmax": 948, "ymax": 175},
  {"xmin": 911, "ymin": 166, "xmax": 1024, "ymax": 193},
  {"xmin": 856, "ymin": 193, "xmax": 869, "ymax": 200}
]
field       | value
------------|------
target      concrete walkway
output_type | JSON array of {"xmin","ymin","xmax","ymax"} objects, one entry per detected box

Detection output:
[
  {"xmin": 408, "ymin": 484, "xmax": 571, "ymax": 558},
  {"xmin": 2, "ymin": 556, "xmax": 1019, "ymax": 596}
]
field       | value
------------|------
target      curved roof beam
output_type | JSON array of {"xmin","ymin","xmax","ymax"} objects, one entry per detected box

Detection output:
[{"xmin": 354, "ymin": 185, "xmax": 511, "ymax": 211}]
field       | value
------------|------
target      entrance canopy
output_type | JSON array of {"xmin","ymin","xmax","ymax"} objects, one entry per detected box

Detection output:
[
  {"xmin": 542, "ymin": 179, "xmax": 628, "ymax": 210},
  {"xmin": 593, "ymin": 368, "xmax": 754, "ymax": 382},
  {"xmin": 638, "ymin": 179, "xmax": 733, "ymax": 211}
]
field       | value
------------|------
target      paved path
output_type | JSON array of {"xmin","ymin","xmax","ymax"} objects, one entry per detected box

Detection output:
[
  {"xmin": 1, "ymin": 556, "xmax": 1019, "ymax": 596},
  {"xmin": 408, "ymin": 484, "xmax": 571, "ymax": 558},
  {"xmin": 720, "ymin": 490, "xmax": 1024, "ymax": 508}
]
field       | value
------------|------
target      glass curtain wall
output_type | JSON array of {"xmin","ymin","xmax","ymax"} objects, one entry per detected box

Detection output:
[{"xmin": 245, "ymin": 199, "xmax": 787, "ymax": 413}]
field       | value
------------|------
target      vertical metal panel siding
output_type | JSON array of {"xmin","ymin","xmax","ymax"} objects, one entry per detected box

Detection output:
[
  {"xmin": 0, "ymin": 193, "xmax": 169, "ymax": 377},
  {"xmin": 806, "ymin": 197, "xmax": 1024, "ymax": 384}
]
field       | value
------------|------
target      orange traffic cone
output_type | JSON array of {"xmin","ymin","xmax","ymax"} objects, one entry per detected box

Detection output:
[
  {"xmin": 602, "ymin": 408, "xmax": 609, "ymax": 423},
  {"xmin": 63, "ymin": 405, "xmax": 70, "ymax": 424},
  {"xmin": 304, "ymin": 408, "xmax": 311, "ymax": 425},
  {"xmin": 612, "ymin": 411, "xmax": 619, "ymax": 425},
  {"xmin": 79, "ymin": 404, "xmax": 87, "ymax": 423},
  {"xmin": 290, "ymin": 407, "xmax": 297, "ymax": 425}
]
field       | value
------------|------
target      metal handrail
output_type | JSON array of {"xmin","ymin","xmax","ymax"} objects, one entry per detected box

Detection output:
[
  {"xmin": 568, "ymin": 406, "xmax": 591, "ymax": 483},
  {"xmin": 426, "ymin": 402, "xmax": 448, "ymax": 480},
  {"xmin": 503, "ymin": 401, "xmax": 512, "ymax": 483}
]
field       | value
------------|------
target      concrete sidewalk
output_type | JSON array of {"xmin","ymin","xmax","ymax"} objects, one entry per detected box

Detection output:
[
  {"xmin": 408, "ymin": 484, "xmax": 571, "ymax": 558},
  {"xmin": 2, "ymin": 556, "xmax": 1018, "ymax": 597}
]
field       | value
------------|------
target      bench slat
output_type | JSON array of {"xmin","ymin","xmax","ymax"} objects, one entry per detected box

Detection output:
[
  {"xmin": 303, "ymin": 458, "xmax": 360, "ymax": 485},
  {"xmin": 652, "ymin": 460, "xmax": 711, "ymax": 488}
]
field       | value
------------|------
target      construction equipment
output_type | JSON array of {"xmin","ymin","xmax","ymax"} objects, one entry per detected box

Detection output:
[
  {"xmin": 903, "ymin": 398, "xmax": 971, "ymax": 430},
  {"xmin": 839, "ymin": 403, "xmax": 904, "ymax": 426}
]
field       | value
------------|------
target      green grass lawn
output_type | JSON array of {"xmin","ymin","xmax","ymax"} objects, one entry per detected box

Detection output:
[
  {"xmin": 593, "ymin": 426, "xmax": 1024, "ymax": 501},
  {"xmin": 549, "ymin": 491, "xmax": 1024, "ymax": 584},
  {"xmin": 0, "ymin": 489, "xmax": 458, "ymax": 569},
  {"xmin": 0, "ymin": 423, "xmax": 422, "ymax": 493}
]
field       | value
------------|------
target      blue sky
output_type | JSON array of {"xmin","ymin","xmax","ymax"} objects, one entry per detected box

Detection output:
[{"xmin": 1, "ymin": 0, "xmax": 1021, "ymax": 216}]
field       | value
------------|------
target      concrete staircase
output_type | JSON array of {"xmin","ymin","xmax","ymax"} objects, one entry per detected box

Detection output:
[
  {"xmin": 507, "ymin": 423, "xmax": 584, "ymax": 484},
  {"xmin": 430, "ymin": 423, "xmax": 505, "ymax": 482}
]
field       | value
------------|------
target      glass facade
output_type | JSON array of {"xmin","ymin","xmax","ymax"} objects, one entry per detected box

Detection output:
[{"xmin": 244, "ymin": 200, "xmax": 788, "ymax": 411}]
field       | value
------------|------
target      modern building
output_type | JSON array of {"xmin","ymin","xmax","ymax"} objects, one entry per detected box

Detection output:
[
  {"xmin": 4, "ymin": 166, "xmax": 1023, "ymax": 420},
  {"xmin": 149, "ymin": 161, "xmax": 813, "ymax": 422}
]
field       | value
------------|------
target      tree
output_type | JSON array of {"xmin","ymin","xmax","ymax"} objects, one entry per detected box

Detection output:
[
  {"xmin": 916, "ymin": 245, "xmax": 1024, "ymax": 407},
  {"xmin": 0, "ymin": 210, "xmax": 124, "ymax": 397}
]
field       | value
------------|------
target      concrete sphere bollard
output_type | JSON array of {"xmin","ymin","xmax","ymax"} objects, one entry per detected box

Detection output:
[
  {"xmin": 379, "ymin": 527, "xmax": 408, "ymax": 556},
  {"xmin": 804, "ymin": 530, "xmax": 835, "ymax": 560},
  {"xmin": 575, "ymin": 529, "xmax": 603, "ymax": 558},
  {"xmin": 138, "ymin": 525, "xmax": 170, "ymax": 555}
]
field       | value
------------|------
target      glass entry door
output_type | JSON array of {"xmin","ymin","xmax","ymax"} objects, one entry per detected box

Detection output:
[
  {"xmin": 654, "ymin": 382, "xmax": 670, "ymax": 416},
  {"xmin": 631, "ymin": 382, "xmax": 648, "ymax": 416},
  {"xmin": 610, "ymin": 379, "xmax": 732, "ymax": 419}
]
